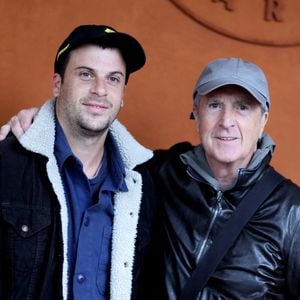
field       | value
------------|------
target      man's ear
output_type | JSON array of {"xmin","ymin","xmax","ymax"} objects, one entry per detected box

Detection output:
[
  {"xmin": 259, "ymin": 111, "xmax": 269, "ymax": 137},
  {"xmin": 52, "ymin": 73, "xmax": 62, "ymax": 97},
  {"xmin": 192, "ymin": 103, "xmax": 199, "ymax": 121}
]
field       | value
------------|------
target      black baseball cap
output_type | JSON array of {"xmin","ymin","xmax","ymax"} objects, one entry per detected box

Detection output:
[{"xmin": 54, "ymin": 24, "xmax": 146, "ymax": 82}]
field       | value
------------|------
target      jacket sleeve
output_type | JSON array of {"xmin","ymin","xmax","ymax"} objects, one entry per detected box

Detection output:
[{"xmin": 286, "ymin": 188, "xmax": 300, "ymax": 297}]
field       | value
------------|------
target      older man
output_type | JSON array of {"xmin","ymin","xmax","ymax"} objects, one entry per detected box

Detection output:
[{"xmin": 139, "ymin": 58, "xmax": 300, "ymax": 299}]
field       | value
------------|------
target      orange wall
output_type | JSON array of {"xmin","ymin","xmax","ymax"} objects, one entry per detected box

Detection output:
[{"xmin": 1, "ymin": 0, "xmax": 299, "ymax": 184}]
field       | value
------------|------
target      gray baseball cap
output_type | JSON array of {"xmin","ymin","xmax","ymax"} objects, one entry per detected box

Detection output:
[{"xmin": 193, "ymin": 58, "xmax": 270, "ymax": 112}]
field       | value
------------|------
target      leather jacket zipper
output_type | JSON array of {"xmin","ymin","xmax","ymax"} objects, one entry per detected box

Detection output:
[
  {"xmin": 195, "ymin": 190, "xmax": 223, "ymax": 263},
  {"xmin": 186, "ymin": 167, "xmax": 223, "ymax": 264}
]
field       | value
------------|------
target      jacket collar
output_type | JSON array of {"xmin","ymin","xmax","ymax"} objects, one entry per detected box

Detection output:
[{"xmin": 181, "ymin": 134, "xmax": 275, "ymax": 191}]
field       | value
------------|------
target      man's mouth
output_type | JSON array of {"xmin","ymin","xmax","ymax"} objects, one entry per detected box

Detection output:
[
  {"xmin": 84, "ymin": 103, "xmax": 108, "ymax": 109},
  {"xmin": 216, "ymin": 137, "xmax": 238, "ymax": 141}
]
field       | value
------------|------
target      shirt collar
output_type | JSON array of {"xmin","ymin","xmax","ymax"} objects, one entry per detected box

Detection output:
[{"xmin": 54, "ymin": 119, "xmax": 127, "ymax": 192}]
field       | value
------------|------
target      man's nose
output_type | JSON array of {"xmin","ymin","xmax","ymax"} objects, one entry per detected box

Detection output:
[
  {"xmin": 219, "ymin": 107, "xmax": 236, "ymax": 128},
  {"xmin": 90, "ymin": 78, "xmax": 107, "ymax": 96}
]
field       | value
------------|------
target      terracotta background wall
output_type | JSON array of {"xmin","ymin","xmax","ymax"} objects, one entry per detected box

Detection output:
[{"xmin": 1, "ymin": 0, "xmax": 299, "ymax": 183}]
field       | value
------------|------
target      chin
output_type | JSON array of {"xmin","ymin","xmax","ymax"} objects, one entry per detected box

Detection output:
[{"xmin": 216, "ymin": 153, "xmax": 242, "ymax": 164}]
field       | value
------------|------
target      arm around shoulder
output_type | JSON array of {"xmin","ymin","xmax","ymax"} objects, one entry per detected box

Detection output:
[{"xmin": 0, "ymin": 107, "xmax": 39, "ymax": 141}]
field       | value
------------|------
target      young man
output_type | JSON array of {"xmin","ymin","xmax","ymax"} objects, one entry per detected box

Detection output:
[
  {"xmin": 0, "ymin": 24, "xmax": 154, "ymax": 300},
  {"xmin": 3, "ymin": 58, "xmax": 300, "ymax": 299}
]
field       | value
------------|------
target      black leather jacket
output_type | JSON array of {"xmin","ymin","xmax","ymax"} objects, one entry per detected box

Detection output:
[{"xmin": 137, "ymin": 138, "xmax": 300, "ymax": 300}]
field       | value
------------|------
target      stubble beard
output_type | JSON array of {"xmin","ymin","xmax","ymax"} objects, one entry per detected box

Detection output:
[{"xmin": 74, "ymin": 111, "xmax": 113, "ymax": 137}]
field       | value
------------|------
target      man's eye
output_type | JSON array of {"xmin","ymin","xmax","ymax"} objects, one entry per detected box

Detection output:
[
  {"xmin": 79, "ymin": 71, "xmax": 93, "ymax": 80},
  {"xmin": 238, "ymin": 104, "xmax": 249, "ymax": 111},
  {"xmin": 208, "ymin": 102, "xmax": 220, "ymax": 109},
  {"xmin": 109, "ymin": 76, "xmax": 120, "ymax": 83}
]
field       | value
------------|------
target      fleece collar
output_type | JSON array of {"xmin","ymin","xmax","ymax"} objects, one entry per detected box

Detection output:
[{"xmin": 20, "ymin": 99, "xmax": 153, "ymax": 168}]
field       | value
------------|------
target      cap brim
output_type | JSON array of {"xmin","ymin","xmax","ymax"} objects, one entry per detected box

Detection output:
[{"xmin": 196, "ymin": 79, "xmax": 268, "ymax": 109}]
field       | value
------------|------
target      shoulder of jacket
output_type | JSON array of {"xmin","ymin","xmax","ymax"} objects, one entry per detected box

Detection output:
[
  {"xmin": 143, "ymin": 142, "xmax": 194, "ymax": 171},
  {"xmin": 154, "ymin": 141, "xmax": 194, "ymax": 159}
]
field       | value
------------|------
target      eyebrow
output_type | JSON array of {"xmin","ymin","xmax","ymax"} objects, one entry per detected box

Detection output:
[
  {"xmin": 206, "ymin": 95, "xmax": 221, "ymax": 101},
  {"xmin": 109, "ymin": 71, "xmax": 125, "ymax": 78}
]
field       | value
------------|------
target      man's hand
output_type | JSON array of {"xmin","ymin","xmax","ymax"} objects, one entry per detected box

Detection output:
[{"xmin": 0, "ymin": 107, "xmax": 39, "ymax": 141}]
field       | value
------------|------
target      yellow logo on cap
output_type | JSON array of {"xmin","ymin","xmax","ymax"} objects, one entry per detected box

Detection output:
[
  {"xmin": 105, "ymin": 28, "xmax": 115, "ymax": 33},
  {"xmin": 56, "ymin": 44, "xmax": 70, "ymax": 61}
]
